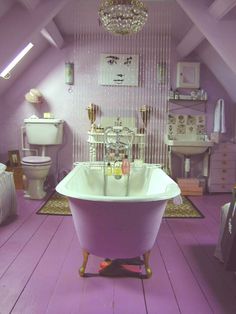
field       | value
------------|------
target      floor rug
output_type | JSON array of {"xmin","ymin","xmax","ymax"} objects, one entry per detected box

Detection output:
[{"xmin": 37, "ymin": 192, "xmax": 204, "ymax": 218}]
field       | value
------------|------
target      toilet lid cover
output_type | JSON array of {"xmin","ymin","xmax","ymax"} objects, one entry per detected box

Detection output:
[{"xmin": 22, "ymin": 156, "xmax": 51, "ymax": 164}]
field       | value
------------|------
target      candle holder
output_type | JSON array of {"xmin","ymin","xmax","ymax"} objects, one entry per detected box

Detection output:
[
  {"xmin": 87, "ymin": 103, "xmax": 99, "ymax": 131},
  {"xmin": 139, "ymin": 105, "xmax": 152, "ymax": 134}
]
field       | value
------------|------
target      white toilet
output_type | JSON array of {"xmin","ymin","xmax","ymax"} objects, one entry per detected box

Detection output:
[{"xmin": 21, "ymin": 118, "xmax": 64, "ymax": 200}]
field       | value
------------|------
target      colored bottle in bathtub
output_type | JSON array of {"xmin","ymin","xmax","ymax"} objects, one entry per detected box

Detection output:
[
  {"xmin": 105, "ymin": 162, "xmax": 112, "ymax": 176},
  {"xmin": 121, "ymin": 155, "xmax": 130, "ymax": 175},
  {"xmin": 113, "ymin": 160, "xmax": 122, "ymax": 179}
]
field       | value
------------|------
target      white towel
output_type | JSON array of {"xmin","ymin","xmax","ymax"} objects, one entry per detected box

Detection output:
[{"xmin": 213, "ymin": 98, "xmax": 226, "ymax": 133}]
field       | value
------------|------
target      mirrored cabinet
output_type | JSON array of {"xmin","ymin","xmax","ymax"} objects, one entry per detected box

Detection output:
[{"xmin": 176, "ymin": 62, "xmax": 200, "ymax": 89}]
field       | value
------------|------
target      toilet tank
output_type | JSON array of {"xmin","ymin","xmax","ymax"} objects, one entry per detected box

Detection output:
[{"xmin": 24, "ymin": 118, "xmax": 64, "ymax": 145}]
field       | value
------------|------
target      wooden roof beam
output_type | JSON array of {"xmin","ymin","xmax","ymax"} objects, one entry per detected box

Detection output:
[
  {"xmin": 0, "ymin": 0, "xmax": 71, "ymax": 71},
  {"xmin": 176, "ymin": 0, "xmax": 236, "ymax": 58},
  {"xmin": 18, "ymin": 0, "xmax": 64, "ymax": 49}
]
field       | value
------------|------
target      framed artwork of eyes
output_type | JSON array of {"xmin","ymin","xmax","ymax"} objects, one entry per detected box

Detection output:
[{"xmin": 99, "ymin": 53, "xmax": 139, "ymax": 86}]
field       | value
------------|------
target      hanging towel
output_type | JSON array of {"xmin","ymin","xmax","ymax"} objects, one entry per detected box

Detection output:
[{"xmin": 213, "ymin": 98, "xmax": 226, "ymax": 133}]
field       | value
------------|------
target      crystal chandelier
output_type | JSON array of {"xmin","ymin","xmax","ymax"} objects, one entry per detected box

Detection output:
[{"xmin": 99, "ymin": 0, "xmax": 148, "ymax": 35}]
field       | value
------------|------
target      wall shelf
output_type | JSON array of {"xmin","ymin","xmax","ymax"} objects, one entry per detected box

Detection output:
[{"xmin": 168, "ymin": 97, "xmax": 207, "ymax": 112}]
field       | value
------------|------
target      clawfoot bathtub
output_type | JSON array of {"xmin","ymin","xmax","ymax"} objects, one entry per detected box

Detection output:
[{"xmin": 56, "ymin": 162, "xmax": 180, "ymax": 278}]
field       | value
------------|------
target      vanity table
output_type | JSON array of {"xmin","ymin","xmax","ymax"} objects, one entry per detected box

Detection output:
[{"xmin": 87, "ymin": 131, "xmax": 145, "ymax": 162}]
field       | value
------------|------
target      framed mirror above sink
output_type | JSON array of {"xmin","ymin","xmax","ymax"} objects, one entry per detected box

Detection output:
[{"xmin": 176, "ymin": 62, "xmax": 200, "ymax": 89}]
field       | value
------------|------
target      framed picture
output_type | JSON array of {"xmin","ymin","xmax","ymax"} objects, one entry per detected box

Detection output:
[
  {"xmin": 99, "ymin": 53, "xmax": 139, "ymax": 86},
  {"xmin": 8, "ymin": 150, "xmax": 21, "ymax": 167}
]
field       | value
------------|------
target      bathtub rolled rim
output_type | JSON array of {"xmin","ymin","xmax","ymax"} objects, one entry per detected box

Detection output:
[
  {"xmin": 55, "ymin": 185, "xmax": 181, "ymax": 203},
  {"xmin": 56, "ymin": 162, "xmax": 181, "ymax": 202}
]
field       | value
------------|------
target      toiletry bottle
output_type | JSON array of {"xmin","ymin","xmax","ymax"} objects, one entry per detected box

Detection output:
[
  {"xmin": 113, "ymin": 160, "xmax": 122, "ymax": 179},
  {"xmin": 169, "ymin": 87, "xmax": 174, "ymax": 99},
  {"xmin": 121, "ymin": 155, "xmax": 130, "ymax": 175},
  {"xmin": 174, "ymin": 89, "xmax": 179, "ymax": 99},
  {"xmin": 105, "ymin": 162, "xmax": 112, "ymax": 176}
]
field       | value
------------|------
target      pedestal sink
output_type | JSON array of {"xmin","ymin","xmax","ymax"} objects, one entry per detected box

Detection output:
[
  {"xmin": 165, "ymin": 139, "xmax": 214, "ymax": 155},
  {"xmin": 164, "ymin": 138, "xmax": 214, "ymax": 177}
]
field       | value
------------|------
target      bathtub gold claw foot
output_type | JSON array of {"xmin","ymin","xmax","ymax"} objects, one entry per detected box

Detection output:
[
  {"xmin": 143, "ymin": 250, "xmax": 152, "ymax": 278},
  {"xmin": 79, "ymin": 250, "xmax": 90, "ymax": 277},
  {"xmin": 145, "ymin": 267, "xmax": 152, "ymax": 278}
]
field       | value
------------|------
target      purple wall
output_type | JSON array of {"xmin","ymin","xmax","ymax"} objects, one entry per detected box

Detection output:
[{"xmin": 0, "ymin": 35, "xmax": 234, "ymax": 182}]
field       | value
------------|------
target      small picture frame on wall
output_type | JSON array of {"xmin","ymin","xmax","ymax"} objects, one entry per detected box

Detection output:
[
  {"xmin": 157, "ymin": 62, "xmax": 167, "ymax": 84},
  {"xmin": 176, "ymin": 62, "xmax": 200, "ymax": 88},
  {"xmin": 8, "ymin": 150, "xmax": 21, "ymax": 167},
  {"xmin": 99, "ymin": 53, "xmax": 139, "ymax": 86}
]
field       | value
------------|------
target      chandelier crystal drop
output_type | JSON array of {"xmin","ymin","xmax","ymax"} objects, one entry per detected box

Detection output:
[{"xmin": 99, "ymin": 0, "xmax": 148, "ymax": 35}]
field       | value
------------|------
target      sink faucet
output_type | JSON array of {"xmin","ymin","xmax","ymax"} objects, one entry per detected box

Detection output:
[{"xmin": 115, "ymin": 116, "xmax": 122, "ymax": 126}]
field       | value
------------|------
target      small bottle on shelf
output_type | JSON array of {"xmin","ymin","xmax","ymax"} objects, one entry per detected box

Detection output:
[
  {"xmin": 174, "ymin": 89, "xmax": 179, "ymax": 99},
  {"xmin": 169, "ymin": 87, "xmax": 174, "ymax": 99}
]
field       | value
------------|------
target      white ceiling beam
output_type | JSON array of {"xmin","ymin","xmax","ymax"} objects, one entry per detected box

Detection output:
[
  {"xmin": 176, "ymin": 0, "xmax": 236, "ymax": 74},
  {"xmin": 41, "ymin": 20, "xmax": 64, "ymax": 49},
  {"xmin": 177, "ymin": 26, "xmax": 205, "ymax": 58},
  {"xmin": 18, "ymin": 0, "xmax": 64, "ymax": 49},
  {"xmin": 17, "ymin": 0, "xmax": 40, "ymax": 10},
  {"xmin": 209, "ymin": 0, "xmax": 236, "ymax": 20},
  {"xmin": 0, "ymin": 0, "xmax": 71, "ymax": 71},
  {"xmin": 176, "ymin": 0, "xmax": 236, "ymax": 58}
]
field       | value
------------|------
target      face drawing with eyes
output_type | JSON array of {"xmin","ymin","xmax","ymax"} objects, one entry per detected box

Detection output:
[{"xmin": 99, "ymin": 54, "xmax": 139, "ymax": 86}]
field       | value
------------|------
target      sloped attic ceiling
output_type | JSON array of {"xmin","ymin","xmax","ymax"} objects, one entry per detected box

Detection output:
[
  {"xmin": 1, "ymin": 0, "xmax": 236, "ymax": 101},
  {"xmin": 176, "ymin": 0, "xmax": 236, "ymax": 102}
]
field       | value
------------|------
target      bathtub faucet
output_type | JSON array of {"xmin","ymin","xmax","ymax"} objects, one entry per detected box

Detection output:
[
  {"xmin": 104, "ymin": 126, "xmax": 134, "ymax": 161},
  {"xmin": 103, "ymin": 126, "xmax": 134, "ymax": 193}
]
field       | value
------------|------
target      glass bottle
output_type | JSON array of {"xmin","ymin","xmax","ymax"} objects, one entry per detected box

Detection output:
[
  {"xmin": 113, "ymin": 160, "xmax": 122, "ymax": 179},
  {"xmin": 121, "ymin": 155, "xmax": 130, "ymax": 175},
  {"xmin": 105, "ymin": 162, "xmax": 112, "ymax": 176}
]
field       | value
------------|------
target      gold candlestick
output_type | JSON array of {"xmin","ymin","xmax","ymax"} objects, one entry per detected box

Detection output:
[{"xmin": 87, "ymin": 103, "xmax": 98, "ymax": 131}]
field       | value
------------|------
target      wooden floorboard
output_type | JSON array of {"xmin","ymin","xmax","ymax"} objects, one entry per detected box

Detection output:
[
  {"xmin": 167, "ymin": 194, "xmax": 236, "ymax": 313},
  {"xmin": 112, "ymin": 276, "xmax": 146, "ymax": 314},
  {"xmin": 44, "ymin": 235, "xmax": 87, "ymax": 314},
  {"xmin": 0, "ymin": 192, "xmax": 236, "ymax": 314},
  {"xmin": 0, "ymin": 212, "xmax": 47, "ymax": 278},
  {"xmin": 0, "ymin": 215, "xmax": 63, "ymax": 314},
  {"xmin": 45, "ymin": 237, "xmax": 147, "ymax": 314},
  {"xmin": 142, "ymin": 234, "xmax": 181, "ymax": 314},
  {"xmin": 11, "ymin": 217, "xmax": 74, "ymax": 314},
  {"xmin": 167, "ymin": 216, "xmax": 236, "ymax": 313},
  {"xmin": 157, "ymin": 220, "xmax": 213, "ymax": 314},
  {"xmin": 0, "ymin": 191, "xmax": 43, "ymax": 248}
]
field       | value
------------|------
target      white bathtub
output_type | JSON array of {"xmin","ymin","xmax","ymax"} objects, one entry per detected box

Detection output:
[{"xmin": 56, "ymin": 162, "xmax": 180, "ymax": 277}]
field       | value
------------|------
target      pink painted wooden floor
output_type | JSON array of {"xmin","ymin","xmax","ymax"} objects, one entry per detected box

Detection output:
[{"xmin": 1, "ymin": 191, "xmax": 236, "ymax": 314}]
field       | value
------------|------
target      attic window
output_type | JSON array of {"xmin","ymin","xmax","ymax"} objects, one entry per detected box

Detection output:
[{"xmin": 0, "ymin": 42, "xmax": 34, "ymax": 79}]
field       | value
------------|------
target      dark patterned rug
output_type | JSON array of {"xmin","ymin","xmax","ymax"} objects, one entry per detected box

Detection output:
[{"xmin": 37, "ymin": 192, "xmax": 204, "ymax": 218}]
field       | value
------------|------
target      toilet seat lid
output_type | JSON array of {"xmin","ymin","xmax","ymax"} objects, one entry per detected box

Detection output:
[{"xmin": 22, "ymin": 156, "xmax": 51, "ymax": 164}]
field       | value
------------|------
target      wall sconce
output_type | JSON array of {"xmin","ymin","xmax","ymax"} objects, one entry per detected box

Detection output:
[
  {"xmin": 65, "ymin": 62, "xmax": 74, "ymax": 92},
  {"xmin": 157, "ymin": 62, "xmax": 167, "ymax": 84}
]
